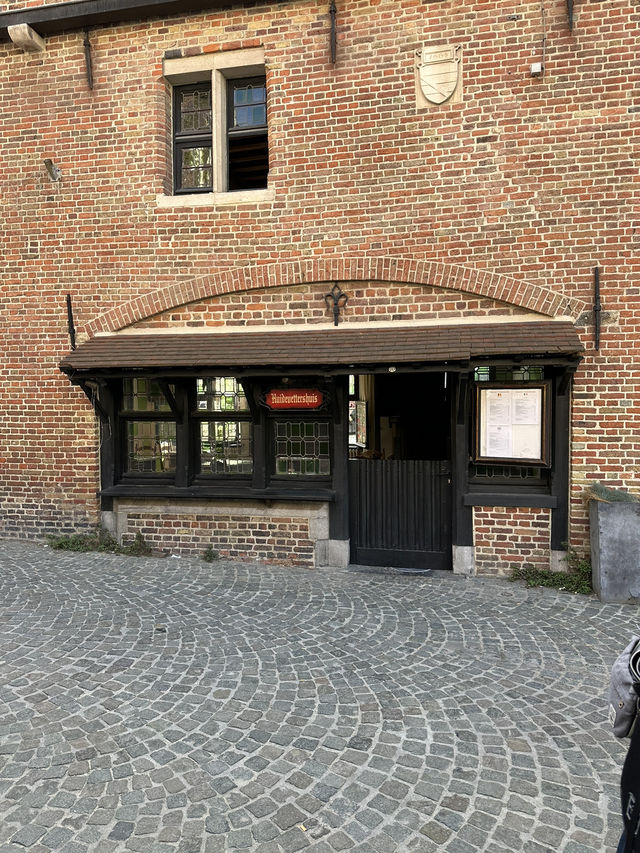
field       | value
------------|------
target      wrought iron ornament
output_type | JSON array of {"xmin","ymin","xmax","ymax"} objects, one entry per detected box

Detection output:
[{"xmin": 324, "ymin": 283, "xmax": 348, "ymax": 326}]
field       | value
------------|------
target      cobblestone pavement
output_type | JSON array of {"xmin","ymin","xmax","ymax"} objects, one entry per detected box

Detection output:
[{"xmin": 0, "ymin": 541, "xmax": 632, "ymax": 853}]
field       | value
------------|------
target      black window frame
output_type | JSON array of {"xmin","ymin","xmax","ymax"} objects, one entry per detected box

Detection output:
[
  {"xmin": 468, "ymin": 366, "xmax": 552, "ymax": 492},
  {"xmin": 116, "ymin": 379, "xmax": 180, "ymax": 483},
  {"xmin": 191, "ymin": 377, "xmax": 254, "ymax": 483},
  {"xmin": 226, "ymin": 75, "xmax": 269, "ymax": 192},
  {"xmin": 173, "ymin": 82, "xmax": 213, "ymax": 195},
  {"xmin": 268, "ymin": 412, "xmax": 333, "ymax": 481},
  {"xmin": 104, "ymin": 375, "xmax": 336, "ymax": 499}
]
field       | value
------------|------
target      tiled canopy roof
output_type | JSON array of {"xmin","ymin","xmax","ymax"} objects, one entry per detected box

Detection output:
[{"xmin": 60, "ymin": 321, "xmax": 583, "ymax": 375}]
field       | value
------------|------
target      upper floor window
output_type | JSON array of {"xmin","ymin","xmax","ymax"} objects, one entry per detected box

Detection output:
[
  {"xmin": 173, "ymin": 84, "xmax": 213, "ymax": 193},
  {"xmin": 227, "ymin": 77, "xmax": 268, "ymax": 191},
  {"xmin": 168, "ymin": 50, "xmax": 269, "ymax": 197}
]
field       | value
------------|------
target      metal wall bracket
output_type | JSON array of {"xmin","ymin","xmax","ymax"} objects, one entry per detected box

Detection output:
[
  {"xmin": 78, "ymin": 381, "xmax": 109, "ymax": 421},
  {"xmin": 66, "ymin": 294, "xmax": 76, "ymax": 350},
  {"xmin": 84, "ymin": 28, "xmax": 94, "ymax": 89},
  {"xmin": 329, "ymin": 1, "xmax": 337, "ymax": 64},
  {"xmin": 594, "ymin": 265, "xmax": 602, "ymax": 351},
  {"xmin": 567, "ymin": 0, "xmax": 574, "ymax": 31}
]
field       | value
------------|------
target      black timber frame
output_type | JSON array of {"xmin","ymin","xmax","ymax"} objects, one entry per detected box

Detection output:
[
  {"xmin": 455, "ymin": 364, "xmax": 577, "ymax": 555},
  {"xmin": 67, "ymin": 354, "xmax": 579, "ymax": 564}
]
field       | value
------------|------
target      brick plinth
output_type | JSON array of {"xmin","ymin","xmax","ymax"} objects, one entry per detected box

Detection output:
[
  {"xmin": 110, "ymin": 499, "xmax": 330, "ymax": 566},
  {"xmin": 473, "ymin": 506, "xmax": 552, "ymax": 577}
]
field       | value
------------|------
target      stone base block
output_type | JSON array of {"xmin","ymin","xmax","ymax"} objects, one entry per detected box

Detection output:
[
  {"xmin": 316, "ymin": 539, "xmax": 350, "ymax": 568},
  {"xmin": 452, "ymin": 545, "xmax": 475, "ymax": 575}
]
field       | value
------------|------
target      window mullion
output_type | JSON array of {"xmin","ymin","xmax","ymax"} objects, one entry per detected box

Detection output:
[
  {"xmin": 174, "ymin": 384, "xmax": 190, "ymax": 487},
  {"xmin": 100, "ymin": 383, "xmax": 117, "ymax": 491},
  {"xmin": 250, "ymin": 385, "xmax": 267, "ymax": 489},
  {"xmin": 213, "ymin": 69, "xmax": 226, "ymax": 194}
]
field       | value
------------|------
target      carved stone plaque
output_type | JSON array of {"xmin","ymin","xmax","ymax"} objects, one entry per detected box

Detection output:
[{"xmin": 417, "ymin": 45, "xmax": 462, "ymax": 107}]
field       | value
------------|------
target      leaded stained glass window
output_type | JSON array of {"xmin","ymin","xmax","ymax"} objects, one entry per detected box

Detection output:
[
  {"xmin": 173, "ymin": 83, "xmax": 213, "ymax": 193},
  {"xmin": 196, "ymin": 378, "xmax": 249, "ymax": 412},
  {"xmin": 125, "ymin": 421, "xmax": 177, "ymax": 473},
  {"xmin": 227, "ymin": 77, "xmax": 269, "ymax": 191},
  {"xmin": 200, "ymin": 421, "xmax": 253, "ymax": 475},
  {"xmin": 195, "ymin": 378, "xmax": 252, "ymax": 477},
  {"xmin": 274, "ymin": 421, "xmax": 330, "ymax": 476},
  {"xmin": 474, "ymin": 366, "xmax": 544, "ymax": 382},
  {"xmin": 122, "ymin": 379, "xmax": 174, "ymax": 412}
]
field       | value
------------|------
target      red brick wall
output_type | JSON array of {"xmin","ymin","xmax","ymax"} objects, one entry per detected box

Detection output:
[
  {"xmin": 123, "ymin": 510, "xmax": 315, "ymax": 565},
  {"xmin": 0, "ymin": 0, "xmax": 637, "ymax": 555},
  {"xmin": 133, "ymin": 281, "xmax": 533, "ymax": 329},
  {"xmin": 473, "ymin": 507, "xmax": 552, "ymax": 576},
  {"xmin": 87, "ymin": 257, "xmax": 583, "ymax": 335}
]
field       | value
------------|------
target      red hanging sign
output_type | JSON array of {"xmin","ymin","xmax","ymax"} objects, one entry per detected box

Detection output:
[{"xmin": 266, "ymin": 389, "xmax": 324, "ymax": 410}]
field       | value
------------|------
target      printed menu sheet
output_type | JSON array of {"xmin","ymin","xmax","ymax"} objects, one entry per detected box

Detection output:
[{"xmin": 480, "ymin": 387, "xmax": 543, "ymax": 460}]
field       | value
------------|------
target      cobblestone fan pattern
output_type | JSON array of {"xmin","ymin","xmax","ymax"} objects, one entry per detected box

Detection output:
[{"xmin": 0, "ymin": 542, "xmax": 629, "ymax": 852}]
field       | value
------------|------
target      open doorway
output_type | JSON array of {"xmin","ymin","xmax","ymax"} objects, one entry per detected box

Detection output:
[{"xmin": 348, "ymin": 372, "xmax": 453, "ymax": 569}]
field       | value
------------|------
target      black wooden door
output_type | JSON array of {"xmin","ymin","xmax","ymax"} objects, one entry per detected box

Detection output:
[{"xmin": 348, "ymin": 459, "xmax": 452, "ymax": 569}]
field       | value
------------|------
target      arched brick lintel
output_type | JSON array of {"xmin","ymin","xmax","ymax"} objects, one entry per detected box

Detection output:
[{"xmin": 85, "ymin": 258, "xmax": 586, "ymax": 336}]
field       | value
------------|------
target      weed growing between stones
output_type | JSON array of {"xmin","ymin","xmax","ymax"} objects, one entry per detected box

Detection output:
[
  {"xmin": 202, "ymin": 545, "xmax": 219, "ymax": 562},
  {"xmin": 47, "ymin": 528, "xmax": 152, "ymax": 557},
  {"xmin": 510, "ymin": 547, "xmax": 593, "ymax": 595}
]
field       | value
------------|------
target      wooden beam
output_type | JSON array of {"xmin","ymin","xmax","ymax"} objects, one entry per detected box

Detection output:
[{"xmin": 0, "ymin": 0, "xmax": 290, "ymax": 41}]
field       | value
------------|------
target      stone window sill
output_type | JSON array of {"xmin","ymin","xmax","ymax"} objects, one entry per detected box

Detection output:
[{"xmin": 156, "ymin": 188, "xmax": 275, "ymax": 208}]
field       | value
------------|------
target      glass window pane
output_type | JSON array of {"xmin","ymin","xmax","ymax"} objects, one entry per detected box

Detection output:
[
  {"xmin": 231, "ymin": 80, "xmax": 266, "ymax": 129},
  {"xmin": 126, "ymin": 421, "xmax": 176, "ymax": 473},
  {"xmin": 251, "ymin": 105, "xmax": 266, "ymax": 124},
  {"xmin": 200, "ymin": 421, "xmax": 253, "ymax": 475},
  {"xmin": 179, "ymin": 86, "xmax": 211, "ymax": 133},
  {"xmin": 235, "ymin": 105, "xmax": 250, "ymax": 127},
  {"xmin": 197, "ymin": 91, "xmax": 211, "ymax": 110},
  {"xmin": 122, "ymin": 379, "xmax": 174, "ymax": 412},
  {"xmin": 183, "ymin": 148, "xmax": 212, "ymax": 167},
  {"xmin": 181, "ymin": 148, "xmax": 212, "ymax": 189},
  {"xmin": 196, "ymin": 378, "xmax": 249, "ymax": 412},
  {"xmin": 273, "ymin": 421, "xmax": 331, "ymax": 477}
]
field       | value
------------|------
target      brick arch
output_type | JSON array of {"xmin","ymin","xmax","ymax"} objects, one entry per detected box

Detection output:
[{"xmin": 85, "ymin": 258, "xmax": 586, "ymax": 336}]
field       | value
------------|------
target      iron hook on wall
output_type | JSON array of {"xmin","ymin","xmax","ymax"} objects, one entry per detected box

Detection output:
[
  {"xmin": 594, "ymin": 265, "xmax": 602, "ymax": 351},
  {"xmin": 84, "ymin": 28, "xmax": 94, "ymax": 89},
  {"xmin": 66, "ymin": 294, "xmax": 77, "ymax": 350}
]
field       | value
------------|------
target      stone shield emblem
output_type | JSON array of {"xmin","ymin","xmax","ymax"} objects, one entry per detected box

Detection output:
[{"xmin": 418, "ymin": 45, "xmax": 462, "ymax": 105}]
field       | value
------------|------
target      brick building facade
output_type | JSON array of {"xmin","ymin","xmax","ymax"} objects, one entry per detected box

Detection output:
[{"xmin": 0, "ymin": 0, "xmax": 636, "ymax": 574}]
